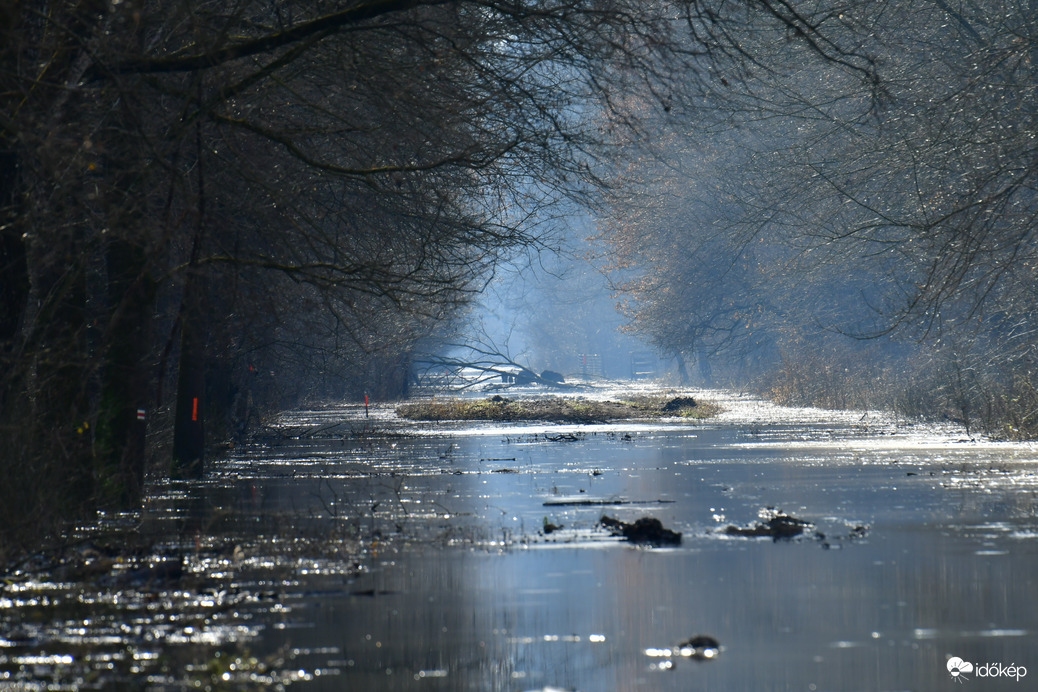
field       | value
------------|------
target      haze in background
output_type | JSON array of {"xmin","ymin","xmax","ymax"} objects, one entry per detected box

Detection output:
[{"xmin": 471, "ymin": 216, "xmax": 659, "ymax": 382}]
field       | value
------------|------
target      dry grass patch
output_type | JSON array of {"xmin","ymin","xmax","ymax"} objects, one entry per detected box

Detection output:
[{"xmin": 396, "ymin": 393, "xmax": 721, "ymax": 423}]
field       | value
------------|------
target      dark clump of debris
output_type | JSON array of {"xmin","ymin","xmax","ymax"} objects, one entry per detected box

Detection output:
[
  {"xmin": 542, "ymin": 517, "xmax": 563, "ymax": 534},
  {"xmin": 724, "ymin": 508, "xmax": 813, "ymax": 540},
  {"xmin": 723, "ymin": 507, "xmax": 871, "ymax": 547},
  {"xmin": 678, "ymin": 634, "xmax": 721, "ymax": 661},
  {"xmin": 600, "ymin": 515, "xmax": 682, "ymax": 546},
  {"xmin": 645, "ymin": 634, "xmax": 722, "ymax": 670},
  {"xmin": 662, "ymin": 396, "xmax": 697, "ymax": 412},
  {"xmin": 817, "ymin": 523, "xmax": 870, "ymax": 549}
]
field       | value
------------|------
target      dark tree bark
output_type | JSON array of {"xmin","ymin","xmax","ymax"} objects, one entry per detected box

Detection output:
[
  {"xmin": 0, "ymin": 150, "xmax": 26, "ymax": 350},
  {"xmin": 172, "ymin": 279, "xmax": 207, "ymax": 478},
  {"xmin": 93, "ymin": 239, "xmax": 157, "ymax": 506}
]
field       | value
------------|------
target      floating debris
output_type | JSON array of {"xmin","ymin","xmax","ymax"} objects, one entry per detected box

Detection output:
[
  {"xmin": 724, "ymin": 508, "xmax": 812, "ymax": 540},
  {"xmin": 723, "ymin": 508, "xmax": 870, "ymax": 546},
  {"xmin": 818, "ymin": 523, "xmax": 870, "ymax": 549},
  {"xmin": 543, "ymin": 498, "xmax": 675, "ymax": 507},
  {"xmin": 600, "ymin": 515, "xmax": 682, "ymax": 546},
  {"xmin": 677, "ymin": 634, "xmax": 721, "ymax": 660},
  {"xmin": 544, "ymin": 432, "xmax": 583, "ymax": 442},
  {"xmin": 348, "ymin": 588, "xmax": 398, "ymax": 597},
  {"xmin": 646, "ymin": 634, "xmax": 721, "ymax": 670},
  {"xmin": 542, "ymin": 518, "xmax": 563, "ymax": 535}
]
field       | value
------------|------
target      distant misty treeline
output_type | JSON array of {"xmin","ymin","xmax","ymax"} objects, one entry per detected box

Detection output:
[{"xmin": 599, "ymin": 1, "xmax": 1037, "ymax": 437}]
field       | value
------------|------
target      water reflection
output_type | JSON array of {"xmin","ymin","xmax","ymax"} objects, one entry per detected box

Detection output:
[
  {"xmin": 3, "ymin": 400, "xmax": 1038, "ymax": 690},
  {"xmin": 295, "ymin": 419, "xmax": 1038, "ymax": 691}
]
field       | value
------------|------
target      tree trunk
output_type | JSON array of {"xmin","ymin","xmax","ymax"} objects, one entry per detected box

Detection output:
[
  {"xmin": 0, "ymin": 150, "xmax": 27, "ymax": 352},
  {"xmin": 93, "ymin": 239, "xmax": 156, "ymax": 507},
  {"xmin": 22, "ymin": 226, "xmax": 95, "ymax": 515},
  {"xmin": 172, "ymin": 280, "xmax": 206, "ymax": 478},
  {"xmin": 674, "ymin": 352, "xmax": 690, "ymax": 385}
]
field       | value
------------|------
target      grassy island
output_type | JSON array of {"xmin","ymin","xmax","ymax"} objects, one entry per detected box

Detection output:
[{"xmin": 395, "ymin": 393, "xmax": 721, "ymax": 423}]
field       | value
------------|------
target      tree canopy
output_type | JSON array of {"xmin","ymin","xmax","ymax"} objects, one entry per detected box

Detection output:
[{"xmin": 602, "ymin": 0, "xmax": 1037, "ymax": 428}]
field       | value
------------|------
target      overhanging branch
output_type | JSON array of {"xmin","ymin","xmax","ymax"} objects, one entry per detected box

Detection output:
[{"xmin": 88, "ymin": 0, "xmax": 442, "ymax": 78}]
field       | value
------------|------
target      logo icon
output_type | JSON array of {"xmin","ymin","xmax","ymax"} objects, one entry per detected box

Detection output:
[{"xmin": 947, "ymin": 657, "xmax": 974, "ymax": 683}]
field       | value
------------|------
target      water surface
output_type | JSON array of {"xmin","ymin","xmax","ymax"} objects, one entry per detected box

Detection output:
[{"xmin": 3, "ymin": 389, "xmax": 1037, "ymax": 690}]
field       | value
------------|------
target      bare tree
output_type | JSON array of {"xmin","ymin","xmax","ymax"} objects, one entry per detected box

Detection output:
[{"xmin": 600, "ymin": 0, "xmax": 1038, "ymax": 427}]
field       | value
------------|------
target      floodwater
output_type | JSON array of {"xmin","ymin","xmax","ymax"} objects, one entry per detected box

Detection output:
[{"xmin": 3, "ymin": 387, "xmax": 1038, "ymax": 691}]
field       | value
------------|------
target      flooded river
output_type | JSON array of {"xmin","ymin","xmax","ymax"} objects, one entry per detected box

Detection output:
[{"xmin": 3, "ymin": 387, "xmax": 1038, "ymax": 690}]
